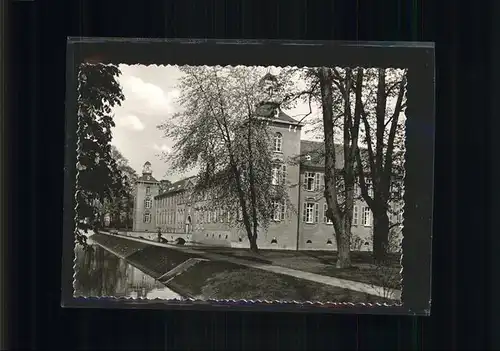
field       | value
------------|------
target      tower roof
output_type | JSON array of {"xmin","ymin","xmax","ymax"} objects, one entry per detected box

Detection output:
[
  {"xmin": 137, "ymin": 174, "xmax": 158, "ymax": 183},
  {"xmin": 255, "ymin": 102, "xmax": 300, "ymax": 125}
]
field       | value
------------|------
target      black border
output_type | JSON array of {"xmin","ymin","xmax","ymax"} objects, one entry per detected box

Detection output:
[
  {"xmin": 62, "ymin": 38, "xmax": 435, "ymax": 316},
  {"xmin": 0, "ymin": 1, "xmax": 8, "ymax": 349}
]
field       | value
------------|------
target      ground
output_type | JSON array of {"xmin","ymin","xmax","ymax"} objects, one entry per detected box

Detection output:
[
  {"xmin": 190, "ymin": 246, "xmax": 402, "ymax": 290},
  {"xmin": 171, "ymin": 262, "xmax": 392, "ymax": 303},
  {"xmin": 88, "ymin": 233, "xmax": 400, "ymax": 303}
]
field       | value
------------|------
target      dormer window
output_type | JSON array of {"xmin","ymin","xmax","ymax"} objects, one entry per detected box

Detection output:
[
  {"xmin": 305, "ymin": 155, "xmax": 311, "ymax": 161},
  {"xmin": 274, "ymin": 132, "xmax": 283, "ymax": 152}
]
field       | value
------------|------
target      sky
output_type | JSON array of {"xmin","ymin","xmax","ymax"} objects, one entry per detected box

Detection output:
[{"xmin": 110, "ymin": 64, "xmax": 321, "ymax": 182}]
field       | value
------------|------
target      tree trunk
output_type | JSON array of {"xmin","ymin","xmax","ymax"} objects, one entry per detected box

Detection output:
[
  {"xmin": 372, "ymin": 211, "xmax": 390, "ymax": 262},
  {"xmin": 249, "ymin": 234, "xmax": 259, "ymax": 253},
  {"xmin": 336, "ymin": 219, "xmax": 352, "ymax": 268}
]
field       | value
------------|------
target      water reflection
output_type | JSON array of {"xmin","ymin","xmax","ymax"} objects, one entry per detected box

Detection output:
[{"xmin": 74, "ymin": 241, "xmax": 182, "ymax": 300}]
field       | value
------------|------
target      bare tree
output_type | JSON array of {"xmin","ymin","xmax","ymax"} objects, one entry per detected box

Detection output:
[
  {"xmin": 353, "ymin": 68, "xmax": 407, "ymax": 261},
  {"xmin": 320, "ymin": 67, "xmax": 364, "ymax": 268},
  {"xmin": 275, "ymin": 67, "xmax": 363, "ymax": 268},
  {"xmin": 157, "ymin": 66, "xmax": 291, "ymax": 253}
]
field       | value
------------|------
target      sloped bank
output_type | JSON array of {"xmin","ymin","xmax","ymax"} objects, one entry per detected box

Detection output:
[{"xmin": 90, "ymin": 233, "xmax": 394, "ymax": 304}]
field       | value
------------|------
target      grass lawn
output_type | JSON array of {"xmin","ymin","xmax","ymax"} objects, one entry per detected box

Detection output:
[
  {"xmin": 171, "ymin": 262, "xmax": 395, "ymax": 304},
  {"xmin": 193, "ymin": 247, "xmax": 402, "ymax": 290}
]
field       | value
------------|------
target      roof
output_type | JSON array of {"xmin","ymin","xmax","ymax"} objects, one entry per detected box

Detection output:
[
  {"xmin": 155, "ymin": 176, "xmax": 196, "ymax": 198},
  {"xmin": 137, "ymin": 174, "xmax": 158, "ymax": 183},
  {"xmin": 299, "ymin": 140, "xmax": 370, "ymax": 170},
  {"xmin": 255, "ymin": 102, "xmax": 300, "ymax": 125},
  {"xmin": 299, "ymin": 140, "xmax": 344, "ymax": 169}
]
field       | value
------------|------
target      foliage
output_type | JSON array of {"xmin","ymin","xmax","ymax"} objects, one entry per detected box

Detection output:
[
  {"xmin": 159, "ymin": 180, "xmax": 172, "ymax": 194},
  {"xmin": 75, "ymin": 63, "xmax": 125, "ymax": 245},
  {"xmin": 157, "ymin": 66, "xmax": 293, "ymax": 252},
  {"xmin": 106, "ymin": 146, "xmax": 138, "ymax": 229}
]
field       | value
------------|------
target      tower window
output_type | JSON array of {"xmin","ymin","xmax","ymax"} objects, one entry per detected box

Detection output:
[
  {"xmin": 274, "ymin": 132, "xmax": 283, "ymax": 152},
  {"xmin": 144, "ymin": 199, "xmax": 152, "ymax": 209},
  {"xmin": 146, "ymin": 186, "xmax": 151, "ymax": 195},
  {"xmin": 143, "ymin": 213, "xmax": 151, "ymax": 223}
]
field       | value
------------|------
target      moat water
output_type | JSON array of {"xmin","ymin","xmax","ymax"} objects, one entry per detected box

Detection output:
[{"xmin": 73, "ymin": 239, "xmax": 182, "ymax": 300}]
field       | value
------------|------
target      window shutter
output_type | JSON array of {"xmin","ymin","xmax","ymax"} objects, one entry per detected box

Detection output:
[
  {"xmin": 323, "ymin": 203, "xmax": 327, "ymax": 223},
  {"xmin": 302, "ymin": 202, "xmax": 307, "ymax": 222},
  {"xmin": 302, "ymin": 173, "xmax": 307, "ymax": 190},
  {"xmin": 282, "ymin": 164, "xmax": 287, "ymax": 185},
  {"xmin": 314, "ymin": 173, "xmax": 320, "ymax": 191},
  {"xmin": 281, "ymin": 200, "xmax": 286, "ymax": 220},
  {"xmin": 314, "ymin": 203, "xmax": 319, "ymax": 223}
]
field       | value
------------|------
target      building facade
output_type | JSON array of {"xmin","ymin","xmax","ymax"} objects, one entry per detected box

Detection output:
[
  {"xmin": 132, "ymin": 161, "xmax": 160, "ymax": 232},
  {"xmin": 133, "ymin": 108, "xmax": 403, "ymax": 251}
]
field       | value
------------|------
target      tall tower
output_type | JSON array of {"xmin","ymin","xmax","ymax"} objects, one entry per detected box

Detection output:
[{"xmin": 133, "ymin": 161, "xmax": 160, "ymax": 232}]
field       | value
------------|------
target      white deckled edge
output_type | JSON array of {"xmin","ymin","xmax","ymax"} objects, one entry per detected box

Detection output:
[{"xmin": 72, "ymin": 64, "xmax": 407, "ymax": 309}]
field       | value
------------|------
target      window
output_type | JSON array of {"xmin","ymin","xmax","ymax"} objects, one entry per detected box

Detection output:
[
  {"xmin": 362, "ymin": 207, "xmax": 372, "ymax": 227},
  {"xmin": 272, "ymin": 201, "xmax": 286, "ymax": 221},
  {"xmin": 303, "ymin": 202, "xmax": 319, "ymax": 224},
  {"xmin": 323, "ymin": 204, "xmax": 333, "ymax": 224},
  {"xmin": 274, "ymin": 132, "xmax": 283, "ymax": 152},
  {"xmin": 143, "ymin": 213, "xmax": 151, "ymax": 223},
  {"xmin": 304, "ymin": 172, "xmax": 319, "ymax": 191},
  {"xmin": 144, "ymin": 199, "xmax": 152, "ymax": 209},
  {"xmin": 366, "ymin": 179, "xmax": 374, "ymax": 197},
  {"xmin": 271, "ymin": 166, "xmax": 280, "ymax": 185},
  {"xmin": 304, "ymin": 172, "xmax": 317, "ymax": 191},
  {"xmin": 353, "ymin": 206, "xmax": 359, "ymax": 225},
  {"xmin": 146, "ymin": 186, "xmax": 151, "ymax": 195},
  {"xmin": 272, "ymin": 164, "xmax": 287, "ymax": 185},
  {"xmin": 281, "ymin": 164, "xmax": 287, "ymax": 184}
]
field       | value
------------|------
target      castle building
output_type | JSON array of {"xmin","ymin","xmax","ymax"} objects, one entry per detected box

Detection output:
[
  {"xmin": 132, "ymin": 106, "xmax": 403, "ymax": 251},
  {"xmin": 132, "ymin": 161, "xmax": 160, "ymax": 232}
]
